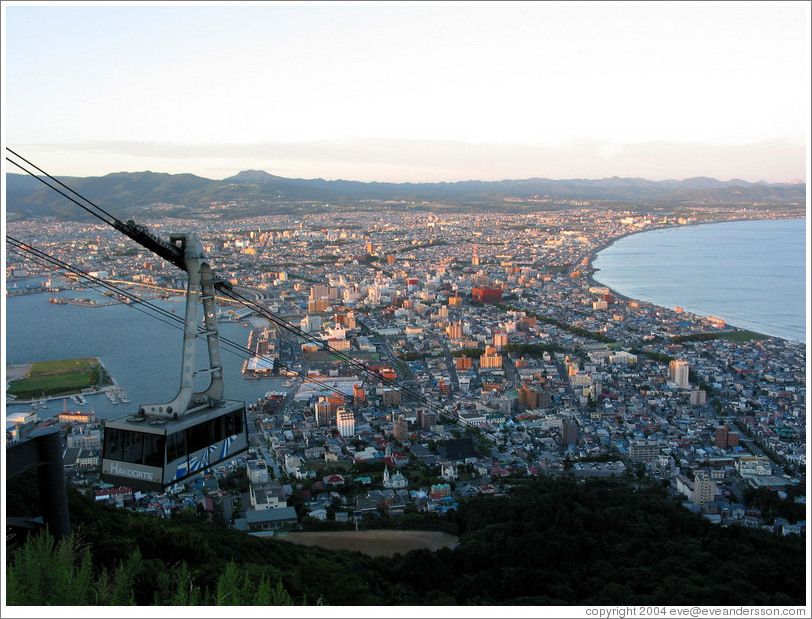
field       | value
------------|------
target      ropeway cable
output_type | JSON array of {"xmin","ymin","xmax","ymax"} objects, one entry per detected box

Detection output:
[
  {"xmin": 6, "ymin": 150, "xmax": 456, "ymax": 420},
  {"xmin": 6, "ymin": 236, "xmax": 433, "ymax": 408},
  {"xmin": 6, "ymin": 148, "xmax": 412, "ymax": 389}
]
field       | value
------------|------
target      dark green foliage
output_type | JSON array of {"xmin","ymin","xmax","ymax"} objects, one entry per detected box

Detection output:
[
  {"xmin": 503, "ymin": 342, "xmax": 566, "ymax": 357},
  {"xmin": 420, "ymin": 478, "xmax": 806, "ymax": 605},
  {"xmin": 631, "ymin": 348, "xmax": 675, "ymax": 363},
  {"xmin": 4, "ymin": 469, "xmax": 42, "ymax": 518},
  {"xmin": 218, "ymin": 468, "xmax": 250, "ymax": 493},
  {"xmin": 4, "ymin": 531, "xmax": 300, "ymax": 606},
  {"xmin": 670, "ymin": 330, "xmax": 770, "ymax": 343},
  {"xmin": 8, "ymin": 172, "xmax": 805, "ymax": 222},
  {"xmin": 499, "ymin": 304, "xmax": 616, "ymax": 343},
  {"xmin": 741, "ymin": 486, "xmax": 806, "ymax": 524},
  {"xmin": 6, "ymin": 532, "xmax": 97, "ymax": 605},
  {"xmin": 451, "ymin": 348, "xmax": 485, "ymax": 358},
  {"xmin": 5, "ymin": 477, "xmax": 806, "ymax": 606}
]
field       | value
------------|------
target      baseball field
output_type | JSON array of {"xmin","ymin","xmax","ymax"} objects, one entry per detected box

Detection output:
[{"xmin": 279, "ymin": 529, "xmax": 459, "ymax": 557}]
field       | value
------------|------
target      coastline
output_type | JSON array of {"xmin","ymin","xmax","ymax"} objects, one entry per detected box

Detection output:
[
  {"xmin": 5, "ymin": 356, "xmax": 119, "ymax": 406},
  {"xmin": 582, "ymin": 216, "xmax": 806, "ymax": 343}
]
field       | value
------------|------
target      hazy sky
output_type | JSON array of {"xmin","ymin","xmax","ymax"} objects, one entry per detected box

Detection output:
[{"xmin": 2, "ymin": 1, "xmax": 810, "ymax": 183}]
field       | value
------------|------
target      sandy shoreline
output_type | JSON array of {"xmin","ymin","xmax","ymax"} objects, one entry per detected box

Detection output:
[{"xmin": 582, "ymin": 218, "xmax": 802, "ymax": 340}]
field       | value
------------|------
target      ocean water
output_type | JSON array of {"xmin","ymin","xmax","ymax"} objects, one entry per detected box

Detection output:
[
  {"xmin": 591, "ymin": 218, "xmax": 807, "ymax": 344},
  {"xmin": 5, "ymin": 217, "xmax": 806, "ymax": 421},
  {"xmin": 4, "ymin": 291, "xmax": 289, "ymax": 420}
]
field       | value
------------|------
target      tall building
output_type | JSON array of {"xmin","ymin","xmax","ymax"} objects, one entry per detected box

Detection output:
[
  {"xmin": 345, "ymin": 311, "xmax": 357, "ymax": 329},
  {"xmin": 480, "ymin": 345, "xmax": 503, "ymax": 369},
  {"xmin": 327, "ymin": 393, "xmax": 346, "ymax": 414},
  {"xmin": 714, "ymin": 425, "xmax": 729, "ymax": 449},
  {"xmin": 472, "ymin": 287, "xmax": 502, "ymax": 304},
  {"xmin": 493, "ymin": 331, "xmax": 509, "ymax": 351},
  {"xmin": 714, "ymin": 424, "xmax": 740, "ymax": 449},
  {"xmin": 561, "ymin": 418, "xmax": 580, "ymax": 445},
  {"xmin": 518, "ymin": 386, "xmax": 539, "ymax": 410},
  {"xmin": 336, "ymin": 406, "xmax": 355, "ymax": 437},
  {"xmin": 446, "ymin": 321, "xmax": 464, "ymax": 340},
  {"xmin": 629, "ymin": 438, "xmax": 661, "ymax": 462},
  {"xmin": 416, "ymin": 408, "xmax": 437, "ymax": 430},
  {"xmin": 308, "ymin": 298, "xmax": 330, "ymax": 313},
  {"xmin": 472, "ymin": 245, "xmax": 480, "ymax": 266},
  {"xmin": 310, "ymin": 284, "xmax": 329, "ymax": 300},
  {"xmin": 381, "ymin": 388, "xmax": 402, "ymax": 407},
  {"xmin": 393, "ymin": 414, "xmax": 410, "ymax": 442},
  {"xmin": 353, "ymin": 384, "xmax": 366, "ymax": 406},
  {"xmin": 301, "ymin": 314, "xmax": 323, "ymax": 333},
  {"xmin": 693, "ymin": 471, "xmax": 716, "ymax": 506},
  {"xmin": 314, "ymin": 399, "xmax": 332, "ymax": 427},
  {"xmin": 669, "ymin": 359, "xmax": 690, "ymax": 388},
  {"xmin": 456, "ymin": 356, "xmax": 473, "ymax": 370}
]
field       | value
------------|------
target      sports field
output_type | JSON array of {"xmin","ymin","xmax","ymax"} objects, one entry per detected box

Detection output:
[
  {"xmin": 279, "ymin": 530, "xmax": 458, "ymax": 557},
  {"xmin": 6, "ymin": 357, "xmax": 112, "ymax": 400}
]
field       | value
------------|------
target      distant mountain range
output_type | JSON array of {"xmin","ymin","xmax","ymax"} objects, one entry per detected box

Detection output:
[{"xmin": 5, "ymin": 169, "xmax": 806, "ymax": 220}]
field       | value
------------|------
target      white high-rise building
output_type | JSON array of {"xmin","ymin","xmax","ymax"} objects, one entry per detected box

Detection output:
[
  {"xmin": 693, "ymin": 471, "xmax": 716, "ymax": 506},
  {"xmin": 669, "ymin": 359, "xmax": 690, "ymax": 388},
  {"xmin": 336, "ymin": 406, "xmax": 355, "ymax": 437},
  {"xmin": 301, "ymin": 314, "xmax": 322, "ymax": 333}
]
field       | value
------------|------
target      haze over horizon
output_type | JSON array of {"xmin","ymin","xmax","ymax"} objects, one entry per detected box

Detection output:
[{"xmin": 3, "ymin": 2, "xmax": 810, "ymax": 185}]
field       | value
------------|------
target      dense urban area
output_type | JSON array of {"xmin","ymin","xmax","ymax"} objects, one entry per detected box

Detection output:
[{"xmin": 5, "ymin": 199, "xmax": 807, "ymax": 541}]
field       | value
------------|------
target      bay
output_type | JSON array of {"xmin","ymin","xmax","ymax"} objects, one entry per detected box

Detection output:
[
  {"xmin": 5, "ymin": 287, "xmax": 289, "ymax": 420},
  {"xmin": 591, "ymin": 218, "xmax": 807, "ymax": 343}
]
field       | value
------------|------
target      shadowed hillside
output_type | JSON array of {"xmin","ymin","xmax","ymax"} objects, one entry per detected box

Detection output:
[
  {"xmin": 6, "ymin": 171, "xmax": 805, "ymax": 220},
  {"xmin": 5, "ymin": 473, "xmax": 806, "ymax": 606}
]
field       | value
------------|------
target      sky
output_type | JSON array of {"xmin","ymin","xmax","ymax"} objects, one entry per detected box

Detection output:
[{"xmin": 2, "ymin": 1, "xmax": 810, "ymax": 183}]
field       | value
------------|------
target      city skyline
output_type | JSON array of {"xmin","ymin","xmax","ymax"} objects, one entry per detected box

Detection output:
[{"xmin": 2, "ymin": 2, "xmax": 810, "ymax": 184}]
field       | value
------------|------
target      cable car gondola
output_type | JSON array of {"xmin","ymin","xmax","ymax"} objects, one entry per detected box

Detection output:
[
  {"xmin": 101, "ymin": 400, "xmax": 246, "ymax": 491},
  {"xmin": 101, "ymin": 233, "xmax": 247, "ymax": 491}
]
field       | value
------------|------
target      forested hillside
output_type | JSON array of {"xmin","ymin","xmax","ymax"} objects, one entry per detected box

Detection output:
[
  {"xmin": 5, "ymin": 474, "xmax": 806, "ymax": 606},
  {"xmin": 6, "ymin": 170, "xmax": 806, "ymax": 220}
]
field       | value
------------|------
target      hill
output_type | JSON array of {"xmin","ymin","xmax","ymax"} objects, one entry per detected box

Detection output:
[
  {"xmin": 5, "ymin": 170, "xmax": 806, "ymax": 220},
  {"xmin": 5, "ymin": 473, "xmax": 806, "ymax": 606}
]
